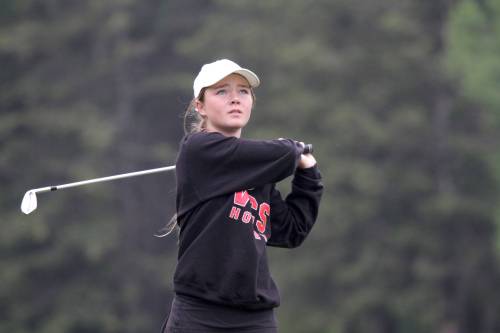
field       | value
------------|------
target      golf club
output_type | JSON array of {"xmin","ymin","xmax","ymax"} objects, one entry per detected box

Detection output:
[
  {"xmin": 20, "ymin": 143, "xmax": 313, "ymax": 215},
  {"xmin": 21, "ymin": 165, "xmax": 176, "ymax": 215}
]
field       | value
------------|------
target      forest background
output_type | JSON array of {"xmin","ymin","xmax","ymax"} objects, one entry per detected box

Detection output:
[{"xmin": 1, "ymin": 0, "xmax": 500, "ymax": 332}]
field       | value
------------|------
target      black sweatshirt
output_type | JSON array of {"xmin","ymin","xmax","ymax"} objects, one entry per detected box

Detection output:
[{"xmin": 173, "ymin": 131, "xmax": 323, "ymax": 311}]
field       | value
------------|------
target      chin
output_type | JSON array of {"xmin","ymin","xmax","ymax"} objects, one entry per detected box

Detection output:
[{"xmin": 227, "ymin": 120, "xmax": 248, "ymax": 130}]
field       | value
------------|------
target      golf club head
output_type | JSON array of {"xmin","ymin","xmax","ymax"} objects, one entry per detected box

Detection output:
[{"xmin": 21, "ymin": 190, "xmax": 37, "ymax": 214}]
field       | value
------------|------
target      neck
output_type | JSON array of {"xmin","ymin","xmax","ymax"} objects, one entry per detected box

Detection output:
[{"xmin": 206, "ymin": 125, "xmax": 242, "ymax": 138}]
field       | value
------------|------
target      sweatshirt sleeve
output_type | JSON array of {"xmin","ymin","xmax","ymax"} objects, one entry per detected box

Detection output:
[
  {"xmin": 267, "ymin": 165, "xmax": 323, "ymax": 248},
  {"xmin": 179, "ymin": 131, "xmax": 302, "ymax": 205}
]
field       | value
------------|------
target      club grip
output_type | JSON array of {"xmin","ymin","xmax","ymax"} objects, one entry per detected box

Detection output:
[{"xmin": 302, "ymin": 143, "xmax": 313, "ymax": 154}]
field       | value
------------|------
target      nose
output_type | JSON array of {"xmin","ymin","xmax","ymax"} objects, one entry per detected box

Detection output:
[{"xmin": 230, "ymin": 90, "xmax": 240, "ymax": 104}]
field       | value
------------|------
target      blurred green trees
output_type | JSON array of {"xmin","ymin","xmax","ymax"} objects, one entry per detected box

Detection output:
[
  {"xmin": 447, "ymin": 0, "xmax": 500, "ymax": 115},
  {"xmin": 1, "ymin": 0, "xmax": 499, "ymax": 332},
  {"xmin": 447, "ymin": 0, "xmax": 500, "ymax": 255}
]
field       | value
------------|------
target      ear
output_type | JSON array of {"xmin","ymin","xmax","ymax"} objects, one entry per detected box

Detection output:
[{"xmin": 195, "ymin": 99, "xmax": 206, "ymax": 116}]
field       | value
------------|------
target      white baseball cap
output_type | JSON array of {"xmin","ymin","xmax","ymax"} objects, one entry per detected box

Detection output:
[{"xmin": 193, "ymin": 59, "xmax": 260, "ymax": 98}]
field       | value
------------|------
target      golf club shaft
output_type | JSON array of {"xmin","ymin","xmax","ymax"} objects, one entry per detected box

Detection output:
[
  {"xmin": 20, "ymin": 165, "xmax": 176, "ymax": 214},
  {"xmin": 32, "ymin": 165, "xmax": 176, "ymax": 194}
]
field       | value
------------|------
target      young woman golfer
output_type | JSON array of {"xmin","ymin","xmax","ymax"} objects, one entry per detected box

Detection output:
[{"xmin": 162, "ymin": 59, "xmax": 323, "ymax": 333}]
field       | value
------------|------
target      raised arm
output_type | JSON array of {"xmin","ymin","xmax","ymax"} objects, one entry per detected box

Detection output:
[{"xmin": 176, "ymin": 131, "xmax": 305, "ymax": 215}]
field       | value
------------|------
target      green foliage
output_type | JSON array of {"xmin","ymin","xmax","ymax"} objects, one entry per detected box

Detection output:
[
  {"xmin": 1, "ymin": 0, "xmax": 500, "ymax": 332},
  {"xmin": 447, "ymin": 0, "xmax": 500, "ymax": 255},
  {"xmin": 447, "ymin": 0, "xmax": 500, "ymax": 116},
  {"xmin": 0, "ymin": 1, "xmax": 183, "ymax": 331}
]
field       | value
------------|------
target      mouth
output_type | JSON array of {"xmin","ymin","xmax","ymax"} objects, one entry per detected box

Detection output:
[{"xmin": 228, "ymin": 109, "xmax": 243, "ymax": 115}]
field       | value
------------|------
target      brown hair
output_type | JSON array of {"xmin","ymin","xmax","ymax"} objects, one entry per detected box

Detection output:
[
  {"xmin": 183, "ymin": 88, "xmax": 208, "ymax": 134},
  {"xmin": 156, "ymin": 89, "xmax": 208, "ymax": 237}
]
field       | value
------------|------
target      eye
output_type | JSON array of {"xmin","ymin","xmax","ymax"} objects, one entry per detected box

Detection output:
[
  {"xmin": 216, "ymin": 89, "xmax": 226, "ymax": 95},
  {"xmin": 239, "ymin": 88, "xmax": 250, "ymax": 95}
]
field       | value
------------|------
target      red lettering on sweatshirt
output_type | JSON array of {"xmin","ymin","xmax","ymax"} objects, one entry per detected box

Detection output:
[
  {"xmin": 229, "ymin": 191, "xmax": 271, "ymax": 242},
  {"xmin": 256, "ymin": 203, "xmax": 270, "ymax": 233},
  {"xmin": 233, "ymin": 190, "xmax": 258, "ymax": 210},
  {"xmin": 229, "ymin": 206, "xmax": 241, "ymax": 220},
  {"xmin": 242, "ymin": 211, "xmax": 254, "ymax": 224}
]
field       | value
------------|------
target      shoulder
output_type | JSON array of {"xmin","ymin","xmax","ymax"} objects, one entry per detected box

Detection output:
[{"xmin": 179, "ymin": 131, "xmax": 238, "ymax": 159}]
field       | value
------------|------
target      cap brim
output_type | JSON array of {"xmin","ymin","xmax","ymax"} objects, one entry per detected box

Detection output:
[
  {"xmin": 203, "ymin": 68, "xmax": 260, "ymax": 90},
  {"xmin": 233, "ymin": 69, "xmax": 260, "ymax": 88}
]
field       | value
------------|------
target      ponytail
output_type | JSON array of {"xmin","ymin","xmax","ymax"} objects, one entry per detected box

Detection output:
[
  {"xmin": 156, "ymin": 89, "xmax": 208, "ymax": 237},
  {"xmin": 155, "ymin": 213, "xmax": 178, "ymax": 238},
  {"xmin": 183, "ymin": 88, "xmax": 207, "ymax": 134}
]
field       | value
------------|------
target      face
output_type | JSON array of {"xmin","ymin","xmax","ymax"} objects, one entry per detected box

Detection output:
[{"xmin": 196, "ymin": 73, "xmax": 253, "ymax": 138}]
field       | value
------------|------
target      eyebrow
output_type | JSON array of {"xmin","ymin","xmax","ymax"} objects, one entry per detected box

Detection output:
[{"xmin": 211, "ymin": 83, "xmax": 250, "ymax": 89}]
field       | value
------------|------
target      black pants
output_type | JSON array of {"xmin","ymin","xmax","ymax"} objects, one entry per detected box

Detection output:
[{"xmin": 161, "ymin": 295, "xmax": 278, "ymax": 333}]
